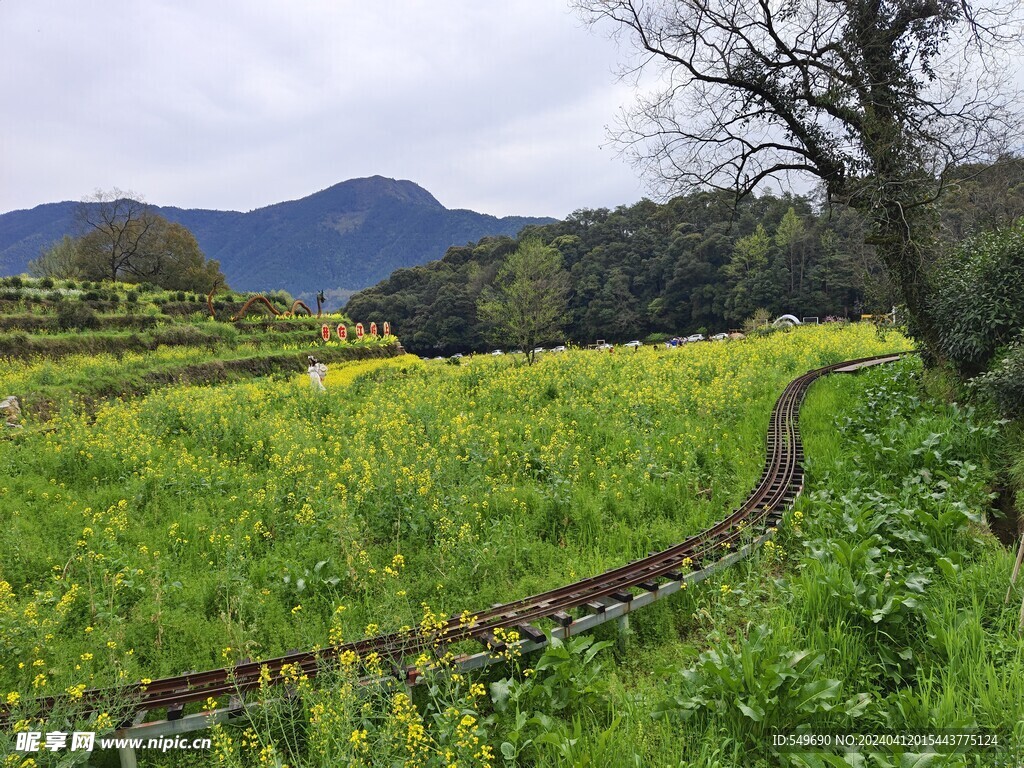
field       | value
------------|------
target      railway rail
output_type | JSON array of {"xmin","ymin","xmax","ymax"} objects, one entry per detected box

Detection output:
[{"xmin": 9, "ymin": 351, "xmax": 907, "ymax": 763}]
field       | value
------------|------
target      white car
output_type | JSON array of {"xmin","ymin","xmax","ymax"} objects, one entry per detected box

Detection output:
[
  {"xmin": 551, "ymin": 345, "xmax": 567, "ymax": 352},
  {"xmin": 686, "ymin": 334, "xmax": 706, "ymax": 343},
  {"xmin": 490, "ymin": 349, "xmax": 504, "ymax": 355},
  {"xmin": 532, "ymin": 347, "xmax": 546, "ymax": 354},
  {"xmin": 624, "ymin": 340, "xmax": 642, "ymax": 348},
  {"xmin": 710, "ymin": 333, "xmax": 729, "ymax": 341}
]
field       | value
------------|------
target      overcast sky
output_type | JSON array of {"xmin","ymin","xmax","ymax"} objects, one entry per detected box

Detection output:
[{"xmin": 0, "ymin": 1, "xmax": 653, "ymax": 219}]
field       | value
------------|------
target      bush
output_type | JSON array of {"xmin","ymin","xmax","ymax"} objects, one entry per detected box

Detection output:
[
  {"xmin": 931, "ymin": 220, "xmax": 1024, "ymax": 376},
  {"xmin": 7, "ymin": 276, "xmax": 23, "ymax": 288},
  {"xmin": 56, "ymin": 302, "xmax": 99, "ymax": 330},
  {"xmin": 126, "ymin": 291, "xmax": 139, "ymax": 304},
  {"xmin": 175, "ymin": 291, "xmax": 187, "ymax": 302},
  {"xmin": 40, "ymin": 277, "xmax": 54, "ymax": 289},
  {"xmin": 973, "ymin": 338, "xmax": 1024, "ymax": 418}
]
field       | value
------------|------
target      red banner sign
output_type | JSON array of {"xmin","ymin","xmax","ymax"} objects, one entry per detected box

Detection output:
[
  {"xmin": 320, "ymin": 324, "xmax": 330, "ymax": 341},
  {"xmin": 337, "ymin": 324, "xmax": 347, "ymax": 340},
  {"xmin": 355, "ymin": 323, "xmax": 364, "ymax": 339},
  {"xmin": 383, "ymin": 321, "xmax": 391, "ymax": 336},
  {"xmin": 369, "ymin": 322, "xmax": 378, "ymax": 337}
]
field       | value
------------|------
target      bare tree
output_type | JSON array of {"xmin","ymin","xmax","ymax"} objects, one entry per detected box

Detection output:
[
  {"xmin": 76, "ymin": 189, "xmax": 157, "ymax": 282},
  {"xmin": 576, "ymin": 0, "xmax": 1024, "ymax": 348}
]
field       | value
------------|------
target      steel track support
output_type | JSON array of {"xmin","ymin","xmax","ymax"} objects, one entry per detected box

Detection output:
[
  {"xmin": 616, "ymin": 613, "xmax": 630, "ymax": 653},
  {"xmin": 118, "ymin": 746, "xmax": 138, "ymax": 768}
]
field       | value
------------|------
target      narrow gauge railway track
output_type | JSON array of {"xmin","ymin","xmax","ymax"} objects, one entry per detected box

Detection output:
[{"xmin": 18, "ymin": 351, "xmax": 907, "ymax": 723}]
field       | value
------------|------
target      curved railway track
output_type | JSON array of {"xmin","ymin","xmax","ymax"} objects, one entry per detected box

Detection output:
[{"xmin": 18, "ymin": 351, "xmax": 907, "ymax": 725}]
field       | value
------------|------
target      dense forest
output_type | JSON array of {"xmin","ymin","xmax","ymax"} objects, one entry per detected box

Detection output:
[{"xmin": 345, "ymin": 162, "xmax": 1024, "ymax": 356}]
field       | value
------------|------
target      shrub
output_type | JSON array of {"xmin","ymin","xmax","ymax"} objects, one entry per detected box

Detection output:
[
  {"xmin": 56, "ymin": 302, "xmax": 98, "ymax": 330},
  {"xmin": 931, "ymin": 220, "xmax": 1024, "ymax": 376},
  {"xmin": 175, "ymin": 291, "xmax": 187, "ymax": 302},
  {"xmin": 40, "ymin": 277, "xmax": 54, "ymax": 289},
  {"xmin": 973, "ymin": 338, "xmax": 1024, "ymax": 418},
  {"xmin": 7, "ymin": 276, "xmax": 23, "ymax": 288},
  {"xmin": 743, "ymin": 308, "xmax": 775, "ymax": 337},
  {"xmin": 126, "ymin": 291, "xmax": 139, "ymax": 304},
  {"xmin": 82, "ymin": 290, "xmax": 100, "ymax": 301}
]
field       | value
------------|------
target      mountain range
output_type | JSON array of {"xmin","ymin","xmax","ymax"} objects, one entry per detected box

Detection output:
[{"xmin": 0, "ymin": 177, "xmax": 553, "ymax": 300}]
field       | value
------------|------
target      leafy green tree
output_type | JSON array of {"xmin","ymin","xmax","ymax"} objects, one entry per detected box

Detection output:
[
  {"xmin": 775, "ymin": 207, "xmax": 806, "ymax": 296},
  {"xmin": 140, "ymin": 219, "xmax": 226, "ymax": 293},
  {"xmin": 28, "ymin": 235, "xmax": 80, "ymax": 279},
  {"xmin": 724, "ymin": 224, "xmax": 775, "ymax": 323},
  {"xmin": 477, "ymin": 239, "xmax": 570, "ymax": 363}
]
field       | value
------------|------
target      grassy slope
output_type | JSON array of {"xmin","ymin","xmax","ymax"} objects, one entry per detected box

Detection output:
[{"xmin": 589, "ymin": 360, "xmax": 1024, "ymax": 767}]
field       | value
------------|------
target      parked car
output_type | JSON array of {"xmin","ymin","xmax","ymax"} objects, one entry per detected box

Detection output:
[
  {"xmin": 710, "ymin": 333, "xmax": 729, "ymax": 341},
  {"xmin": 532, "ymin": 347, "xmax": 546, "ymax": 355},
  {"xmin": 686, "ymin": 333, "xmax": 706, "ymax": 343},
  {"xmin": 551, "ymin": 345, "xmax": 567, "ymax": 352},
  {"xmin": 624, "ymin": 340, "xmax": 642, "ymax": 348},
  {"xmin": 490, "ymin": 349, "xmax": 504, "ymax": 355}
]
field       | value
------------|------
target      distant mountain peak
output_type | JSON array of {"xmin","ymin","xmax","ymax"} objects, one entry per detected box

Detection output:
[
  {"xmin": 0, "ymin": 178, "xmax": 555, "ymax": 296},
  {"xmin": 299, "ymin": 176, "xmax": 444, "ymax": 212}
]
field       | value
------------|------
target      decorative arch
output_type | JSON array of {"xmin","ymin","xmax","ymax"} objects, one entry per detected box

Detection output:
[
  {"xmin": 773, "ymin": 314, "xmax": 802, "ymax": 327},
  {"xmin": 231, "ymin": 295, "xmax": 283, "ymax": 321}
]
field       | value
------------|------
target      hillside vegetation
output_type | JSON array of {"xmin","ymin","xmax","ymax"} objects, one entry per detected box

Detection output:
[{"xmin": 345, "ymin": 165, "xmax": 1024, "ymax": 356}]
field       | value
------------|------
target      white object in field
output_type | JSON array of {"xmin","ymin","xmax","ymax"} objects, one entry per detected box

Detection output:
[
  {"xmin": 307, "ymin": 363, "xmax": 327, "ymax": 391},
  {"xmin": 773, "ymin": 314, "xmax": 802, "ymax": 327}
]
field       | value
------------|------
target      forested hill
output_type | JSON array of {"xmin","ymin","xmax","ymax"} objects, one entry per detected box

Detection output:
[
  {"xmin": 344, "ymin": 164, "xmax": 1024, "ymax": 356},
  {"xmin": 0, "ymin": 177, "xmax": 552, "ymax": 301},
  {"xmin": 343, "ymin": 191, "xmax": 883, "ymax": 354}
]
